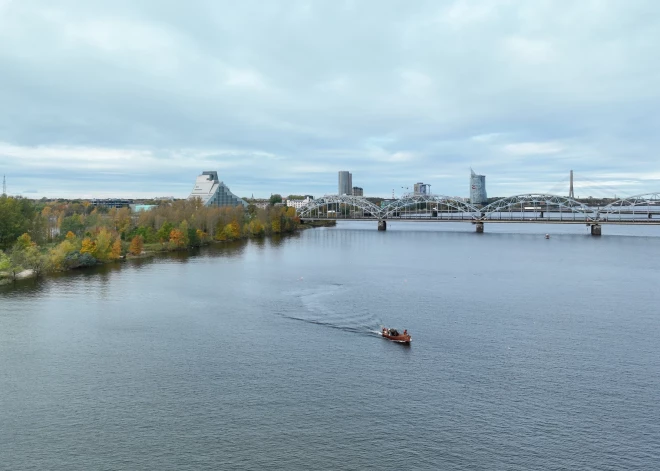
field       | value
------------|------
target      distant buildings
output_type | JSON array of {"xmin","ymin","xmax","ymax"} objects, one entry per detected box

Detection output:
[
  {"xmin": 352, "ymin": 186, "xmax": 363, "ymax": 196},
  {"xmin": 413, "ymin": 183, "xmax": 431, "ymax": 195},
  {"xmin": 470, "ymin": 169, "xmax": 487, "ymax": 205},
  {"xmin": 338, "ymin": 171, "xmax": 352, "ymax": 195},
  {"xmin": 91, "ymin": 198, "xmax": 132, "ymax": 209},
  {"xmin": 286, "ymin": 195, "xmax": 314, "ymax": 209},
  {"xmin": 188, "ymin": 171, "xmax": 247, "ymax": 208}
]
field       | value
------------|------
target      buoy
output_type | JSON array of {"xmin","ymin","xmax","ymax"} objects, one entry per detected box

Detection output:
[{"xmin": 545, "ymin": 234, "xmax": 550, "ymax": 239}]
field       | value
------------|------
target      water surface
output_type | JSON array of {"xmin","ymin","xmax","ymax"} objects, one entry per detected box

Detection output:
[{"xmin": 1, "ymin": 222, "xmax": 659, "ymax": 470}]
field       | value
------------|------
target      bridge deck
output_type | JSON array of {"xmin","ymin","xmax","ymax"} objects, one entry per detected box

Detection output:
[{"xmin": 301, "ymin": 217, "xmax": 660, "ymax": 225}]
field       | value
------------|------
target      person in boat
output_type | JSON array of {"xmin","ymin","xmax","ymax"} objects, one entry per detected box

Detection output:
[{"xmin": 404, "ymin": 330, "xmax": 407, "ymax": 336}]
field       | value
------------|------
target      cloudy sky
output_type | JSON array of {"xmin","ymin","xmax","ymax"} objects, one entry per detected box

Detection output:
[{"xmin": 1, "ymin": 0, "xmax": 659, "ymax": 199}]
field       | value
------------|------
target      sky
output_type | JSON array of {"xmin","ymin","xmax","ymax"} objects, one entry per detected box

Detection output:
[{"xmin": 1, "ymin": 0, "xmax": 660, "ymax": 200}]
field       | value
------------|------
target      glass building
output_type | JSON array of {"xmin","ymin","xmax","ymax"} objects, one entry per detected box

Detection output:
[
  {"xmin": 188, "ymin": 171, "xmax": 248, "ymax": 208},
  {"xmin": 338, "ymin": 171, "xmax": 352, "ymax": 195},
  {"xmin": 470, "ymin": 169, "xmax": 488, "ymax": 205}
]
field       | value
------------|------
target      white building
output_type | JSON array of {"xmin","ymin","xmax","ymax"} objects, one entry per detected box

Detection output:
[
  {"xmin": 188, "ymin": 171, "xmax": 247, "ymax": 208},
  {"xmin": 287, "ymin": 195, "xmax": 314, "ymax": 210}
]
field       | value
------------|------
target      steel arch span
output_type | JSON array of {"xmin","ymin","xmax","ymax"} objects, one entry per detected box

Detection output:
[
  {"xmin": 379, "ymin": 193, "xmax": 480, "ymax": 219},
  {"xmin": 478, "ymin": 194, "xmax": 597, "ymax": 221},
  {"xmin": 596, "ymin": 193, "xmax": 660, "ymax": 217},
  {"xmin": 297, "ymin": 195, "xmax": 382, "ymax": 218}
]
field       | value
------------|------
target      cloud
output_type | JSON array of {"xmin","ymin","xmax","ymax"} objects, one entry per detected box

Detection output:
[
  {"xmin": 0, "ymin": 0, "xmax": 659, "ymax": 199},
  {"xmin": 503, "ymin": 142, "xmax": 565, "ymax": 155}
]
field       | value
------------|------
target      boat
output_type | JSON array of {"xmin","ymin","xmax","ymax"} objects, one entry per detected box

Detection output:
[{"xmin": 380, "ymin": 327, "xmax": 412, "ymax": 344}]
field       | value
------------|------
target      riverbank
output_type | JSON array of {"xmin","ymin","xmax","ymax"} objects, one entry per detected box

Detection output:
[{"xmin": 0, "ymin": 220, "xmax": 336, "ymax": 287}]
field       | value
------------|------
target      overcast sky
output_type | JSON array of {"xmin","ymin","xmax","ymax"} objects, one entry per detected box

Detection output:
[{"xmin": 1, "ymin": 0, "xmax": 659, "ymax": 199}]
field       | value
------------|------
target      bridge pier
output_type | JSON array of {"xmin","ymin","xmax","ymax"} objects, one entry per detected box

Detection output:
[
  {"xmin": 475, "ymin": 222, "xmax": 484, "ymax": 233},
  {"xmin": 590, "ymin": 224, "xmax": 601, "ymax": 236},
  {"xmin": 378, "ymin": 220, "xmax": 387, "ymax": 231}
]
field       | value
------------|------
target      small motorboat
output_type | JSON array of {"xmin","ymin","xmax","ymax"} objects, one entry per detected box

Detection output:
[{"xmin": 381, "ymin": 327, "xmax": 412, "ymax": 344}]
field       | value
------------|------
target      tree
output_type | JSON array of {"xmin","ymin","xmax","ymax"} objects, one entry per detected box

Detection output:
[
  {"xmin": 269, "ymin": 194, "xmax": 282, "ymax": 206},
  {"xmin": 129, "ymin": 235, "xmax": 144, "ymax": 255},
  {"xmin": 0, "ymin": 250, "xmax": 10, "ymax": 273},
  {"xmin": 80, "ymin": 237, "xmax": 96, "ymax": 255},
  {"xmin": 168, "ymin": 229, "xmax": 187, "ymax": 249},
  {"xmin": 178, "ymin": 221, "xmax": 191, "ymax": 247},
  {"xmin": 110, "ymin": 238, "xmax": 122, "ymax": 260},
  {"xmin": 49, "ymin": 239, "xmax": 78, "ymax": 271},
  {"xmin": 22, "ymin": 245, "xmax": 49, "ymax": 277},
  {"xmin": 157, "ymin": 222, "xmax": 174, "ymax": 243},
  {"xmin": 223, "ymin": 221, "xmax": 241, "ymax": 240},
  {"xmin": 60, "ymin": 214, "xmax": 85, "ymax": 237},
  {"xmin": 93, "ymin": 228, "xmax": 112, "ymax": 261}
]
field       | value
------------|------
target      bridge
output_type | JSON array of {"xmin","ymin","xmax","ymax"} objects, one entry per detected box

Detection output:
[{"xmin": 297, "ymin": 193, "xmax": 660, "ymax": 235}]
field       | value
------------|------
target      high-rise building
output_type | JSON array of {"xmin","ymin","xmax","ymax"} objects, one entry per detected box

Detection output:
[
  {"xmin": 469, "ymin": 169, "xmax": 487, "ymax": 205},
  {"xmin": 338, "ymin": 171, "xmax": 352, "ymax": 195},
  {"xmin": 352, "ymin": 186, "xmax": 363, "ymax": 196},
  {"xmin": 413, "ymin": 182, "xmax": 430, "ymax": 195},
  {"xmin": 189, "ymin": 171, "xmax": 247, "ymax": 208}
]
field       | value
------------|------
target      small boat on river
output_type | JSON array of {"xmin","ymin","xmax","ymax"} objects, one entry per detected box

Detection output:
[{"xmin": 381, "ymin": 327, "xmax": 412, "ymax": 344}]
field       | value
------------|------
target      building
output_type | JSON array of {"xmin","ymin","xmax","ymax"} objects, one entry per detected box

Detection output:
[
  {"xmin": 188, "ymin": 171, "xmax": 247, "ymax": 208},
  {"xmin": 338, "ymin": 171, "xmax": 352, "ymax": 195},
  {"xmin": 413, "ymin": 183, "xmax": 431, "ymax": 195},
  {"xmin": 470, "ymin": 169, "xmax": 487, "ymax": 205},
  {"xmin": 91, "ymin": 198, "xmax": 133, "ymax": 209},
  {"xmin": 352, "ymin": 187, "xmax": 363, "ymax": 196},
  {"xmin": 287, "ymin": 195, "xmax": 314, "ymax": 210}
]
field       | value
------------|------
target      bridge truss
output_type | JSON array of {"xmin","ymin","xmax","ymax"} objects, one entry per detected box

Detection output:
[
  {"xmin": 596, "ymin": 193, "xmax": 660, "ymax": 221},
  {"xmin": 297, "ymin": 193, "xmax": 660, "ymax": 224}
]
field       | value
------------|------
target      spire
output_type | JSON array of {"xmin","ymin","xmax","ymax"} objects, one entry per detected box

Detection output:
[{"xmin": 569, "ymin": 170, "xmax": 574, "ymax": 198}]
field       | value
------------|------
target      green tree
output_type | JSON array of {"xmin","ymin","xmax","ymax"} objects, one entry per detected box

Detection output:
[
  {"xmin": 269, "ymin": 194, "xmax": 282, "ymax": 206},
  {"xmin": 0, "ymin": 250, "xmax": 10, "ymax": 273},
  {"xmin": 60, "ymin": 214, "xmax": 85, "ymax": 237}
]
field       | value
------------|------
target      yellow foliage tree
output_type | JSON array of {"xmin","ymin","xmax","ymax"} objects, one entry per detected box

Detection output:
[
  {"xmin": 223, "ymin": 221, "xmax": 241, "ymax": 240},
  {"xmin": 248, "ymin": 219, "xmax": 264, "ymax": 237},
  {"xmin": 49, "ymin": 240, "xmax": 76, "ymax": 271},
  {"xmin": 65, "ymin": 231, "xmax": 76, "ymax": 241},
  {"xmin": 286, "ymin": 207, "xmax": 296, "ymax": 218},
  {"xmin": 93, "ymin": 229, "xmax": 112, "ymax": 261},
  {"xmin": 129, "ymin": 235, "xmax": 144, "ymax": 255},
  {"xmin": 80, "ymin": 237, "xmax": 96, "ymax": 255},
  {"xmin": 271, "ymin": 219, "xmax": 281, "ymax": 234},
  {"xmin": 110, "ymin": 238, "xmax": 122, "ymax": 260}
]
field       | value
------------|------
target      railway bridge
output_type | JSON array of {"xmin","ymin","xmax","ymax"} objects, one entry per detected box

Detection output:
[{"xmin": 297, "ymin": 193, "xmax": 660, "ymax": 235}]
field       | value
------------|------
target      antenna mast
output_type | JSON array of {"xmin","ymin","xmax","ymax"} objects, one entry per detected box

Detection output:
[{"xmin": 569, "ymin": 170, "xmax": 574, "ymax": 198}]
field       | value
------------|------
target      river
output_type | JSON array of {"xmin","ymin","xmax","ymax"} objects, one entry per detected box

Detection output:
[{"xmin": 1, "ymin": 222, "xmax": 659, "ymax": 470}]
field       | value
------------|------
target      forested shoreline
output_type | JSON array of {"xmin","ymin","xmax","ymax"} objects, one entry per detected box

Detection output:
[{"xmin": 0, "ymin": 196, "xmax": 305, "ymax": 284}]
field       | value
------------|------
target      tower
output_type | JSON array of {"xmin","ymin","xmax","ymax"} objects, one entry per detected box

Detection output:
[
  {"xmin": 338, "ymin": 171, "xmax": 352, "ymax": 195},
  {"xmin": 569, "ymin": 170, "xmax": 574, "ymax": 198},
  {"xmin": 469, "ymin": 168, "xmax": 487, "ymax": 205}
]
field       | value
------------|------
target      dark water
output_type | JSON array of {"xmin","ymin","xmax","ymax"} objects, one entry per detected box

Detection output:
[{"xmin": 1, "ymin": 222, "xmax": 660, "ymax": 470}]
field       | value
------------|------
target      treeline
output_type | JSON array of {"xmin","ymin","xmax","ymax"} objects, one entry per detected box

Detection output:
[{"xmin": 0, "ymin": 195, "xmax": 300, "ymax": 281}]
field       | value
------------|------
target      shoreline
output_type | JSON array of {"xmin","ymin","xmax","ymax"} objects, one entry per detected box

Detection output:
[{"xmin": 0, "ymin": 221, "xmax": 335, "ymax": 287}]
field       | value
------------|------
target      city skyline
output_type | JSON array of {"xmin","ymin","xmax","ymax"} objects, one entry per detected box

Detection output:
[{"xmin": 1, "ymin": 1, "xmax": 660, "ymax": 199}]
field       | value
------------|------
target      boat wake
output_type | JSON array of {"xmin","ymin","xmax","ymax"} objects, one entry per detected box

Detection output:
[{"xmin": 279, "ymin": 284, "xmax": 383, "ymax": 337}]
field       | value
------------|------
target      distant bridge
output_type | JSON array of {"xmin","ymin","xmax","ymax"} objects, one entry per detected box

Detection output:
[{"xmin": 297, "ymin": 193, "xmax": 660, "ymax": 235}]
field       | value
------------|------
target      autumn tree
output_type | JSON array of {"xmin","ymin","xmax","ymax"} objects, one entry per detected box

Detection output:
[
  {"xmin": 93, "ymin": 228, "xmax": 113, "ymax": 261},
  {"xmin": 168, "ymin": 229, "xmax": 187, "ymax": 249},
  {"xmin": 110, "ymin": 238, "xmax": 122, "ymax": 260},
  {"xmin": 80, "ymin": 237, "xmax": 96, "ymax": 255},
  {"xmin": 129, "ymin": 235, "xmax": 144, "ymax": 255}
]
